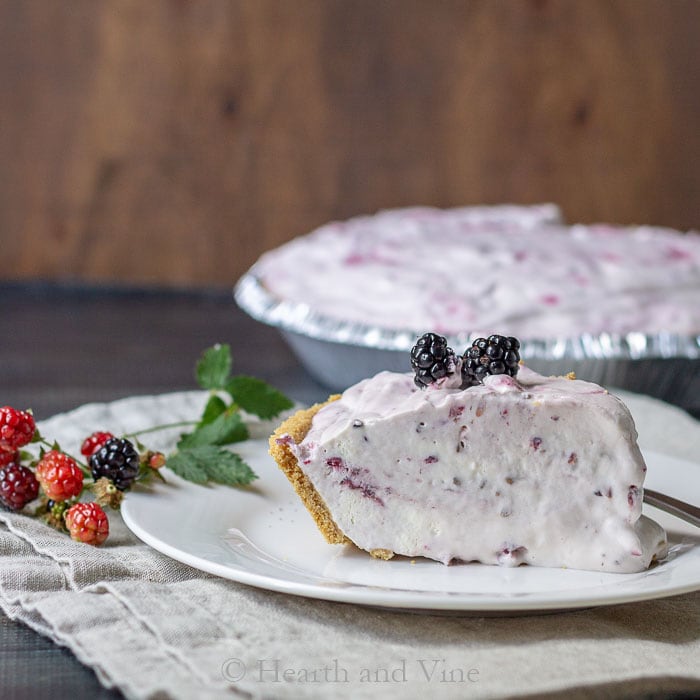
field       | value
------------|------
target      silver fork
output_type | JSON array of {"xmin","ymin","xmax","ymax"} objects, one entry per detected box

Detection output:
[{"xmin": 644, "ymin": 489, "xmax": 700, "ymax": 528}]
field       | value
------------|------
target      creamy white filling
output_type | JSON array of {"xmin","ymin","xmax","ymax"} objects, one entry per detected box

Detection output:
[
  {"xmin": 286, "ymin": 368, "xmax": 668, "ymax": 573},
  {"xmin": 255, "ymin": 206, "xmax": 700, "ymax": 337}
]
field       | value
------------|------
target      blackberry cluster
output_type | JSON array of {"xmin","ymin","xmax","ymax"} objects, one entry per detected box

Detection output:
[
  {"xmin": 90, "ymin": 437, "xmax": 140, "ymax": 491},
  {"xmin": 410, "ymin": 333, "xmax": 520, "ymax": 388},
  {"xmin": 410, "ymin": 333, "xmax": 457, "ymax": 388},
  {"xmin": 462, "ymin": 335, "xmax": 520, "ymax": 386}
]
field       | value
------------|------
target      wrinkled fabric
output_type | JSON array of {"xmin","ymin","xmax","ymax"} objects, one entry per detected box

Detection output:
[{"xmin": 0, "ymin": 391, "xmax": 698, "ymax": 700}]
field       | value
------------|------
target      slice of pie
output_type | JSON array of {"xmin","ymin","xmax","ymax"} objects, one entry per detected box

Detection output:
[{"xmin": 270, "ymin": 335, "xmax": 667, "ymax": 573}]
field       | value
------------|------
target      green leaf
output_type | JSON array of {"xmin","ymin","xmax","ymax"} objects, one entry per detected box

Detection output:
[
  {"xmin": 177, "ymin": 409, "xmax": 248, "ymax": 449},
  {"xmin": 196, "ymin": 344, "xmax": 232, "ymax": 390},
  {"xmin": 225, "ymin": 375, "xmax": 293, "ymax": 419},
  {"xmin": 165, "ymin": 451, "xmax": 209, "ymax": 484},
  {"xmin": 202, "ymin": 449, "xmax": 257, "ymax": 486},
  {"xmin": 167, "ymin": 446, "xmax": 257, "ymax": 486},
  {"xmin": 200, "ymin": 394, "xmax": 227, "ymax": 425}
]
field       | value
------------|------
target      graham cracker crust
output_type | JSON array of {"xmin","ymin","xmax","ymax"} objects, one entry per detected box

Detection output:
[{"xmin": 269, "ymin": 397, "xmax": 350, "ymax": 546}]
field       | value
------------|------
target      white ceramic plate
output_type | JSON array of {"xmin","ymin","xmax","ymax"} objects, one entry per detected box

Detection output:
[{"xmin": 122, "ymin": 439, "xmax": 700, "ymax": 613}]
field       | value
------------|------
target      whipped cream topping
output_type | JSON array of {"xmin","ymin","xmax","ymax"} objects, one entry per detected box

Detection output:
[
  {"xmin": 284, "ymin": 367, "xmax": 667, "ymax": 572},
  {"xmin": 254, "ymin": 205, "xmax": 700, "ymax": 338}
]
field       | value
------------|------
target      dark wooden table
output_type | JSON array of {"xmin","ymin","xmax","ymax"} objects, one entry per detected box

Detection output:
[{"xmin": 0, "ymin": 282, "xmax": 328, "ymax": 699}]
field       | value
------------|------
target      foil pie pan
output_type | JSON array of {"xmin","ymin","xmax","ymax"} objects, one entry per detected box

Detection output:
[{"xmin": 234, "ymin": 271, "xmax": 700, "ymax": 416}]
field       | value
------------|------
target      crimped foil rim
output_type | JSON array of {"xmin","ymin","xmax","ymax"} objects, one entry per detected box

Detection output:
[{"xmin": 234, "ymin": 269, "xmax": 700, "ymax": 361}]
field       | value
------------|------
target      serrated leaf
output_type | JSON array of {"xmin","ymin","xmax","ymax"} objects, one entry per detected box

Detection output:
[
  {"xmin": 177, "ymin": 409, "xmax": 248, "ymax": 449},
  {"xmin": 202, "ymin": 449, "xmax": 257, "ymax": 486},
  {"xmin": 168, "ymin": 446, "xmax": 257, "ymax": 486},
  {"xmin": 165, "ymin": 451, "xmax": 209, "ymax": 484},
  {"xmin": 200, "ymin": 394, "xmax": 227, "ymax": 426},
  {"xmin": 196, "ymin": 344, "xmax": 232, "ymax": 390},
  {"xmin": 225, "ymin": 375, "xmax": 293, "ymax": 419}
]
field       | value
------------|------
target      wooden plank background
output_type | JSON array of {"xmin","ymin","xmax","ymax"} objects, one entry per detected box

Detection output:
[{"xmin": 1, "ymin": 0, "xmax": 699, "ymax": 287}]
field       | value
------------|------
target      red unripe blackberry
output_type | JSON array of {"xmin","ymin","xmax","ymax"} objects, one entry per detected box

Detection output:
[
  {"xmin": 0, "ymin": 407, "xmax": 36, "ymax": 451},
  {"xmin": 65, "ymin": 502, "xmax": 109, "ymax": 546},
  {"xmin": 0, "ymin": 450, "xmax": 20, "ymax": 468},
  {"xmin": 0, "ymin": 462, "xmax": 40, "ymax": 511},
  {"xmin": 80, "ymin": 431, "xmax": 115, "ymax": 458},
  {"xmin": 35, "ymin": 450, "xmax": 84, "ymax": 501}
]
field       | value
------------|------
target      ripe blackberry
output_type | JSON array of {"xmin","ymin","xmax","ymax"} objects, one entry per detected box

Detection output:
[
  {"xmin": 0, "ymin": 462, "xmax": 39, "ymax": 511},
  {"xmin": 410, "ymin": 333, "xmax": 457, "ymax": 388},
  {"xmin": 90, "ymin": 438, "xmax": 140, "ymax": 491},
  {"xmin": 462, "ymin": 334, "xmax": 521, "ymax": 386},
  {"xmin": 0, "ymin": 407, "xmax": 36, "ymax": 451}
]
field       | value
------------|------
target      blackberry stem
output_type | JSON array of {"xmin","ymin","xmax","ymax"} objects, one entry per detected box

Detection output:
[{"xmin": 124, "ymin": 420, "xmax": 197, "ymax": 439}]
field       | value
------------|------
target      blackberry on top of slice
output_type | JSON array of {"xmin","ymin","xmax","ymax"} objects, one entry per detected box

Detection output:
[
  {"xmin": 461, "ymin": 334, "xmax": 520, "ymax": 387},
  {"xmin": 410, "ymin": 333, "xmax": 459, "ymax": 388}
]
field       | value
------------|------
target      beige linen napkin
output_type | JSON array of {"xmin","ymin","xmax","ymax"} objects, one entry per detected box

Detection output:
[{"xmin": 1, "ymin": 390, "xmax": 699, "ymax": 700}]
